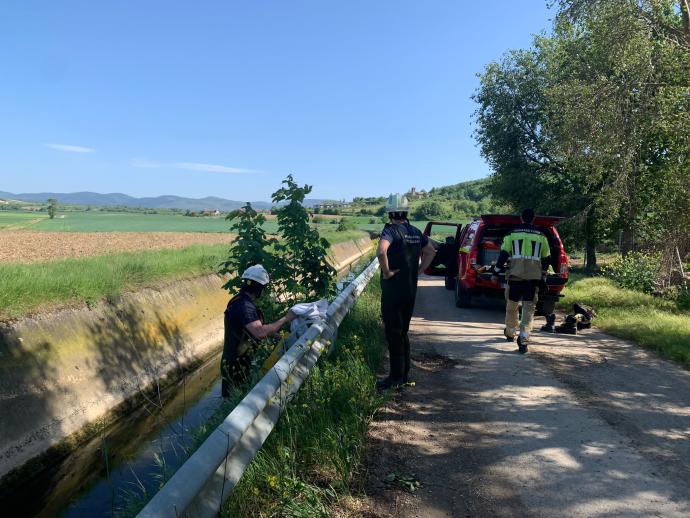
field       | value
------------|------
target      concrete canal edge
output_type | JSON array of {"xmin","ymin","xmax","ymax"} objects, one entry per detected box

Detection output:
[{"xmin": 0, "ymin": 237, "xmax": 375, "ymax": 486}]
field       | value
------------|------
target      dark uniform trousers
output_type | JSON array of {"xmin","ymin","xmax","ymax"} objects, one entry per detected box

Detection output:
[{"xmin": 381, "ymin": 290, "xmax": 416, "ymax": 381}]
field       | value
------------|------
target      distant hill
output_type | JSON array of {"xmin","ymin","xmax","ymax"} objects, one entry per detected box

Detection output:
[
  {"xmin": 345, "ymin": 177, "xmax": 509, "ymax": 220},
  {"xmin": 0, "ymin": 191, "xmax": 326, "ymax": 211}
]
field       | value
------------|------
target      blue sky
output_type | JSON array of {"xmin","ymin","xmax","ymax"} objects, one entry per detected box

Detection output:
[{"xmin": 0, "ymin": 1, "xmax": 553, "ymax": 202}]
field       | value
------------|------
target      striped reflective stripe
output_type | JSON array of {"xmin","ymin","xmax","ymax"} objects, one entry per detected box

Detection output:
[
  {"xmin": 513, "ymin": 239, "xmax": 521, "ymax": 256},
  {"xmin": 511, "ymin": 254, "xmax": 541, "ymax": 260},
  {"xmin": 531, "ymin": 241, "xmax": 541, "ymax": 259}
]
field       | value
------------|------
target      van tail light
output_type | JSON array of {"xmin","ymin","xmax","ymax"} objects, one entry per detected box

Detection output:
[
  {"xmin": 469, "ymin": 251, "xmax": 477, "ymax": 266},
  {"xmin": 560, "ymin": 257, "xmax": 569, "ymax": 275}
]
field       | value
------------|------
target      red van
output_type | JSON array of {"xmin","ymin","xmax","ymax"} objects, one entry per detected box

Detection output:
[{"xmin": 423, "ymin": 215, "xmax": 569, "ymax": 315}]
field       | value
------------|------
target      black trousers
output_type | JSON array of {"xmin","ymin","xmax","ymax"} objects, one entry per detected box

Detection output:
[
  {"xmin": 220, "ymin": 346, "xmax": 251, "ymax": 398},
  {"xmin": 381, "ymin": 295, "xmax": 416, "ymax": 382}
]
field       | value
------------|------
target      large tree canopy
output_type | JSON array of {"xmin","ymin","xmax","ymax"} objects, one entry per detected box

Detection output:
[{"xmin": 474, "ymin": 0, "xmax": 690, "ymax": 273}]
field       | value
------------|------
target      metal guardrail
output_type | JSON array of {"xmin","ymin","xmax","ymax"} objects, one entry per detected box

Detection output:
[{"xmin": 138, "ymin": 257, "xmax": 379, "ymax": 518}]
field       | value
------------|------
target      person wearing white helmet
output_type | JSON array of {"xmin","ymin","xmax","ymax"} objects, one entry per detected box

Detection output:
[
  {"xmin": 376, "ymin": 194, "xmax": 436, "ymax": 390},
  {"xmin": 221, "ymin": 264, "xmax": 296, "ymax": 397}
]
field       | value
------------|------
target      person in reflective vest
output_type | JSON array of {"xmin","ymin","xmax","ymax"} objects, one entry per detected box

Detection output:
[
  {"xmin": 221, "ymin": 265, "xmax": 296, "ymax": 397},
  {"xmin": 377, "ymin": 194, "xmax": 436, "ymax": 390},
  {"xmin": 494, "ymin": 208, "xmax": 552, "ymax": 353}
]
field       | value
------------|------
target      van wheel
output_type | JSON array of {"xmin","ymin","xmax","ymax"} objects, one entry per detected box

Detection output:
[
  {"xmin": 537, "ymin": 299, "xmax": 556, "ymax": 316},
  {"xmin": 444, "ymin": 276, "xmax": 455, "ymax": 290},
  {"xmin": 455, "ymin": 282, "xmax": 472, "ymax": 308}
]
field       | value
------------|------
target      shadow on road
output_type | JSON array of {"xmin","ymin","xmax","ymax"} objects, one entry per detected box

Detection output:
[{"xmin": 363, "ymin": 279, "xmax": 690, "ymax": 517}]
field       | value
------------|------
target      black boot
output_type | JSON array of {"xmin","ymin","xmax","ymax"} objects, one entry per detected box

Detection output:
[
  {"xmin": 378, "ymin": 352, "xmax": 406, "ymax": 390},
  {"xmin": 541, "ymin": 313, "xmax": 556, "ymax": 333},
  {"xmin": 376, "ymin": 377, "xmax": 405, "ymax": 390},
  {"xmin": 517, "ymin": 335, "xmax": 528, "ymax": 354},
  {"xmin": 555, "ymin": 315, "xmax": 578, "ymax": 334}
]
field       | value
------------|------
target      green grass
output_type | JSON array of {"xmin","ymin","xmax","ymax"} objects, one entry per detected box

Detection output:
[
  {"xmin": 223, "ymin": 276, "xmax": 386, "ymax": 516},
  {"xmin": 559, "ymin": 274, "xmax": 690, "ymax": 365},
  {"xmin": 0, "ymin": 244, "xmax": 228, "ymax": 318},
  {"xmin": 320, "ymin": 228, "xmax": 370, "ymax": 244}
]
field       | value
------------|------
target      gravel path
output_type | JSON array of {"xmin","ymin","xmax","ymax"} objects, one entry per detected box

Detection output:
[
  {"xmin": 0, "ymin": 231, "xmax": 233, "ymax": 263},
  {"xmin": 362, "ymin": 276, "xmax": 690, "ymax": 517}
]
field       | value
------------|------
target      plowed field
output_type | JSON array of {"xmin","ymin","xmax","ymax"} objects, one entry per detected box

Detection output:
[{"xmin": 0, "ymin": 231, "xmax": 233, "ymax": 263}]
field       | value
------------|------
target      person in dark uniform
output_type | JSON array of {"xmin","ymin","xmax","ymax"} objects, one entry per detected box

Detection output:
[
  {"xmin": 221, "ymin": 264, "xmax": 296, "ymax": 397},
  {"xmin": 377, "ymin": 194, "xmax": 436, "ymax": 390}
]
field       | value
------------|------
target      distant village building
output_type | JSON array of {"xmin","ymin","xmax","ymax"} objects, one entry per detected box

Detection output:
[
  {"xmin": 406, "ymin": 187, "xmax": 427, "ymax": 200},
  {"xmin": 314, "ymin": 201, "xmax": 350, "ymax": 210},
  {"xmin": 201, "ymin": 209, "xmax": 221, "ymax": 216}
]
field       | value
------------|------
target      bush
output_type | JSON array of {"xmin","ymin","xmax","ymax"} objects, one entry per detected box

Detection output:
[
  {"xmin": 411, "ymin": 200, "xmax": 449, "ymax": 221},
  {"xmin": 312, "ymin": 215, "xmax": 327, "ymax": 224},
  {"xmin": 602, "ymin": 252, "xmax": 661, "ymax": 294},
  {"xmin": 336, "ymin": 218, "xmax": 357, "ymax": 232}
]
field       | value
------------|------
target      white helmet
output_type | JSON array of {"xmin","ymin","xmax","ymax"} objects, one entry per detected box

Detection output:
[
  {"xmin": 385, "ymin": 193, "xmax": 409, "ymax": 213},
  {"xmin": 241, "ymin": 264, "xmax": 270, "ymax": 285}
]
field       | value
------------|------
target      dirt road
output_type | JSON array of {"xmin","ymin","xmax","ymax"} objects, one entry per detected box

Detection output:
[{"xmin": 362, "ymin": 277, "xmax": 690, "ymax": 517}]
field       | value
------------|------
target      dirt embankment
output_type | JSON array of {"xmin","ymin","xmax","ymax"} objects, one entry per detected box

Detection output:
[{"xmin": 0, "ymin": 231, "xmax": 234, "ymax": 263}]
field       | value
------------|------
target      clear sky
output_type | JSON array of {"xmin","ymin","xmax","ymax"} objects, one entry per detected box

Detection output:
[{"xmin": 1, "ymin": 1, "xmax": 553, "ymax": 202}]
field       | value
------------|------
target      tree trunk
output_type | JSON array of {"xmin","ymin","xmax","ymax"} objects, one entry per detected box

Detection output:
[
  {"xmin": 620, "ymin": 228, "xmax": 634, "ymax": 255},
  {"xmin": 585, "ymin": 240, "xmax": 597, "ymax": 273},
  {"xmin": 584, "ymin": 206, "xmax": 597, "ymax": 272},
  {"xmin": 682, "ymin": 1, "xmax": 690, "ymax": 37}
]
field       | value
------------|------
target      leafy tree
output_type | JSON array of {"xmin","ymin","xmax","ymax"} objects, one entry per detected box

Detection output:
[
  {"xmin": 47, "ymin": 198, "xmax": 58, "ymax": 219},
  {"xmin": 412, "ymin": 200, "xmax": 450, "ymax": 221},
  {"xmin": 272, "ymin": 175, "xmax": 335, "ymax": 303},
  {"xmin": 219, "ymin": 202, "xmax": 276, "ymax": 293},
  {"xmin": 474, "ymin": 0, "xmax": 690, "ymax": 273}
]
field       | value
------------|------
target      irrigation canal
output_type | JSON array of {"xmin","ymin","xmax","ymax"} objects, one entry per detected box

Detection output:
[
  {"xmin": 2, "ymin": 261, "xmax": 367, "ymax": 517},
  {"xmin": 5, "ymin": 351, "xmax": 224, "ymax": 517}
]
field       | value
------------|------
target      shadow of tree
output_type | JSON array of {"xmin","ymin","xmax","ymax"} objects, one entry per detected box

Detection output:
[
  {"xmin": 85, "ymin": 302, "xmax": 187, "ymax": 404},
  {"xmin": 0, "ymin": 326, "xmax": 61, "ymax": 510},
  {"xmin": 0, "ymin": 300, "xmax": 195, "ymax": 517}
]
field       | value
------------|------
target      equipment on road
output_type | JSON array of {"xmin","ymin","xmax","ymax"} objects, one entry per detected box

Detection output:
[{"xmin": 549, "ymin": 303, "xmax": 597, "ymax": 335}]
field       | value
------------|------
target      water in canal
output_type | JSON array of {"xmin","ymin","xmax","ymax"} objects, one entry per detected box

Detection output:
[{"xmin": 5, "ymin": 351, "xmax": 225, "ymax": 518}]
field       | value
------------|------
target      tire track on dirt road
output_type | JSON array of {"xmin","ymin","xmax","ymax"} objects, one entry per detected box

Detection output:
[{"xmin": 362, "ymin": 277, "xmax": 690, "ymax": 517}]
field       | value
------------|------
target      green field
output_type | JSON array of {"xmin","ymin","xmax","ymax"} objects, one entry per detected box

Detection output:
[
  {"xmin": 32, "ymin": 211, "xmax": 237, "ymax": 233},
  {"xmin": 0, "ymin": 211, "xmax": 47, "ymax": 229},
  {"xmin": 0, "ymin": 210, "xmax": 467, "ymax": 245}
]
